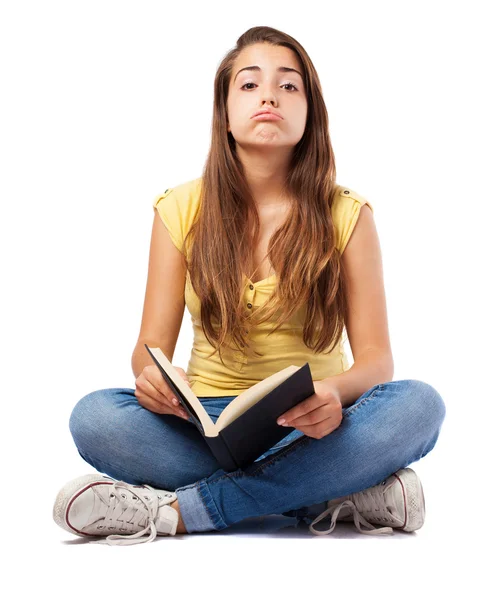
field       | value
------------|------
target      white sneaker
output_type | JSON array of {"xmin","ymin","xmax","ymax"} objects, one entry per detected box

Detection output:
[
  {"xmin": 308, "ymin": 468, "xmax": 426, "ymax": 536},
  {"xmin": 52, "ymin": 474, "xmax": 180, "ymax": 546}
]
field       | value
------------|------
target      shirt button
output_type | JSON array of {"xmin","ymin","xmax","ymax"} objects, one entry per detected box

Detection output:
[
  {"xmin": 247, "ymin": 303, "xmax": 252, "ymax": 309},
  {"xmin": 249, "ymin": 284, "xmax": 254, "ymax": 290}
]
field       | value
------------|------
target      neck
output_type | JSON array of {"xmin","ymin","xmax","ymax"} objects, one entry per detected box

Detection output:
[{"xmin": 236, "ymin": 145, "xmax": 292, "ymax": 206}]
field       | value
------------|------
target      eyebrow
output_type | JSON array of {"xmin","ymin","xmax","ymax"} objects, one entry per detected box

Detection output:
[{"xmin": 234, "ymin": 65, "xmax": 303, "ymax": 82}]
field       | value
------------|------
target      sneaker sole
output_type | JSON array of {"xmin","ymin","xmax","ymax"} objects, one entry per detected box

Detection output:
[{"xmin": 53, "ymin": 473, "xmax": 116, "ymax": 538}]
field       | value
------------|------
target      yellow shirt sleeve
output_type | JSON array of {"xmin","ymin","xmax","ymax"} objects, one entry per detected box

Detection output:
[
  {"xmin": 152, "ymin": 187, "xmax": 183, "ymax": 254},
  {"xmin": 332, "ymin": 186, "xmax": 374, "ymax": 255}
]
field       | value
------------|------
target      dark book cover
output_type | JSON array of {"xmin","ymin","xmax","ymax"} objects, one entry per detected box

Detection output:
[
  {"xmin": 217, "ymin": 363, "xmax": 314, "ymax": 470},
  {"xmin": 144, "ymin": 344, "xmax": 314, "ymax": 472}
]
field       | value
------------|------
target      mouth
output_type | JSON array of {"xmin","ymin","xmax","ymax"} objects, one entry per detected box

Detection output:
[{"xmin": 251, "ymin": 112, "xmax": 283, "ymax": 121}]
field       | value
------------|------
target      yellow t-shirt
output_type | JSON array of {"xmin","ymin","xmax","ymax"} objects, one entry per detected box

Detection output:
[{"xmin": 152, "ymin": 177, "xmax": 374, "ymax": 397}]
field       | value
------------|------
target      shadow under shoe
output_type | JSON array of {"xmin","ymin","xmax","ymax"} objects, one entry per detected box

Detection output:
[
  {"xmin": 299, "ymin": 467, "xmax": 426, "ymax": 536},
  {"xmin": 52, "ymin": 474, "xmax": 179, "ymax": 546}
]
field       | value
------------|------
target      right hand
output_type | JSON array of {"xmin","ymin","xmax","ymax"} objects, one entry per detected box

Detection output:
[{"xmin": 135, "ymin": 364, "xmax": 192, "ymax": 419}]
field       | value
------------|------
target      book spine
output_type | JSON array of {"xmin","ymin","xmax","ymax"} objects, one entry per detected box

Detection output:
[{"xmin": 203, "ymin": 433, "xmax": 239, "ymax": 473}]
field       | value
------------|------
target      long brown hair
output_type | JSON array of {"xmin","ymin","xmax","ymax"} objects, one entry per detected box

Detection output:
[{"xmin": 183, "ymin": 26, "xmax": 349, "ymax": 368}]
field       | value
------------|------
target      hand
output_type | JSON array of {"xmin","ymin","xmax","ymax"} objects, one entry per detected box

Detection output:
[
  {"xmin": 277, "ymin": 380, "xmax": 343, "ymax": 439},
  {"xmin": 135, "ymin": 364, "xmax": 192, "ymax": 419}
]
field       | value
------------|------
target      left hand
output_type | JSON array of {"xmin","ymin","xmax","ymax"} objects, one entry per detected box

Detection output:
[{"xmin": 277, "ymin": 380, "xmax": 343, "ymax": 439}]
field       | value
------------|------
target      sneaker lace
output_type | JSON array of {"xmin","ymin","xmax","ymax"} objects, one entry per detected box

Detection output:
[
  {"xmin": 89, "ymin": 480, "xmax": 174, "ymax": 546},
  {"xmin": 308, "ymin": 483, "xmax": 395, "ymax": 536}
]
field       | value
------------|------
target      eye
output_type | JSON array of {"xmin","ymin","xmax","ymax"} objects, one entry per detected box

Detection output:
[{"xmin": 240, "ymin": 82, "xmax": 298, "ymax": 92}]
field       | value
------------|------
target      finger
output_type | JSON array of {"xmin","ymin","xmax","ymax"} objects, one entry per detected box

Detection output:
[
  {"xmin": 166, "ymin": 391, "xmax": 189, "ymax": 419},
  {"xmin": 156, "ymin": 382, "xmax": 186, "ymax": 407},
  {"xmin": 147, "ymin": 372, "xmax": 177, "ymax": 402},
  {"xmin": 141, "ymin": 380, "xmax": 183, "ymax": 415},
  {"xmin": 140, "ymin": 392, "xmax": 172, "ymax": 414},
  {"xmin": 175, "ymin": 367, "xmax": 192, "ymax": 386},
  {"xmin": 148, "ymin": 395, "xmax": 189, "ymax": 419},
  {"xmin": 278, "ymin": 396, "xmax": 321, "ymax": 424},
  {"xmin": 146, "ymin": 380, "xmax": 174, "ymax": 406},
  {"xmin": 285, "ymin": 408, "xmax": 327, "ymax": 428}
]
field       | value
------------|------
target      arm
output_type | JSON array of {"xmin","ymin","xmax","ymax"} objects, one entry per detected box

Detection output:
[
  {"xmin": 323, "ymin": 204, "xmax": 394, "ymax": 408},
  {"xmin": 131, "ymin": 209, "xmax": 187, "ymax": 379}
]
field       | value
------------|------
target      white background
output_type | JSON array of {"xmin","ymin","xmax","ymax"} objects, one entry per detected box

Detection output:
[{"xmin": 2, "ymin": 0, "xmax": 492, "ymax": 598}]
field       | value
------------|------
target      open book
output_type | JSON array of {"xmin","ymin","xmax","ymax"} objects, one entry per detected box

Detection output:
[{"xmin": 144, "ymin": 344, "xmax": 315, "ymax": 472}]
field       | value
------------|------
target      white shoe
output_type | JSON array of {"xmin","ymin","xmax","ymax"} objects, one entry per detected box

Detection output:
[
  {"xmin": 308, "ymin": 468, "xmax": 426, "ymax": 536},
  {"xmin": 53, "ymin": 474, "xmax": 180, "ymax": 546}
]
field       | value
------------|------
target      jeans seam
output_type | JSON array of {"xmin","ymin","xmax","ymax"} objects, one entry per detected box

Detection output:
[
  {"xmin": 196, "ymin": 433, "xmax": 313, "ymax": 484},
  {"xmin": 343, "ymin": 384, "xmax": 384, "ymax": 418},
  {"xmin": 244, "ymin": 434, "xmax": 313, "ymax": 476}
]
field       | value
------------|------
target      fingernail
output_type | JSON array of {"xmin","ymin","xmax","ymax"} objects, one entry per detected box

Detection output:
[
  {"xmin": 277, "ymin": 418, "xmax": 285, "ymax": 425},
  {"xmin": 173, "ymin": 398, "xmax": 179, "ymax": 406}
]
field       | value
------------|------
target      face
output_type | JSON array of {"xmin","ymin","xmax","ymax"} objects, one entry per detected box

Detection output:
[{"xmin": 227, "ymin": 43, "xmax": 308, "ymax": 151}]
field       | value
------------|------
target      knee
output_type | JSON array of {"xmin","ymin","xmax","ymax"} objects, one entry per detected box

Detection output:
[
  {"xmin": 69, "ymin": 388, "xmax": 130, "ymax": 454},
  {"xmin": 404, "ymin": 379, "xmax": 447, "ymax": 431}
]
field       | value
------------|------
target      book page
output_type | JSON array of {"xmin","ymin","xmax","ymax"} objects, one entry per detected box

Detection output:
[
  {"xmin": 215, "ymin": 365, "xmax": 300, "ymax": 431},
  {"xmin": 145, "ymin": 347, "xmax": 219, "ymax": 437}
]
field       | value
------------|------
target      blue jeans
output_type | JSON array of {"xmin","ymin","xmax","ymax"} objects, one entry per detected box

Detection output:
[{"xmin": 68, "ymin": 379, "xmax": 446, "ymax": 533}]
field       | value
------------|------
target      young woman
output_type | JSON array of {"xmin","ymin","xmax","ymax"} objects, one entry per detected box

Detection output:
[{"xmin": 52, "ymin": 26, "xmax": 446, "ymax": 546}]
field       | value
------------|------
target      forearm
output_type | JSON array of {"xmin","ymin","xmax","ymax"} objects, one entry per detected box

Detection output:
[
  {"xmin": 322, "ymin": 350, "xmax": 394, "ymax": 408},
  {"xmin": 131, "ymin": 340, "xmax": 173, "ymax": 380}
]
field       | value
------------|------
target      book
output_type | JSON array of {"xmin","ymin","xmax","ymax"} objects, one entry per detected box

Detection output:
[{"xmin": 144, "ymin": 344, "xmax": 315, "ymax": 472}]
